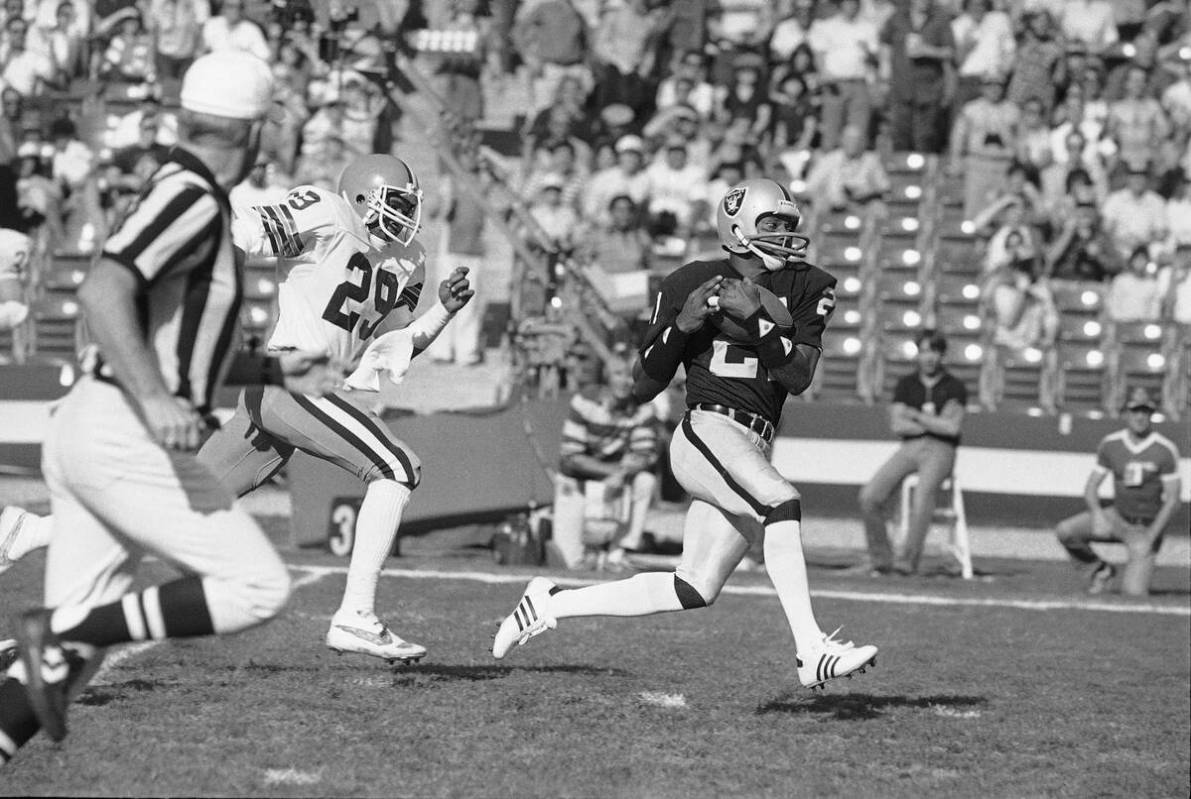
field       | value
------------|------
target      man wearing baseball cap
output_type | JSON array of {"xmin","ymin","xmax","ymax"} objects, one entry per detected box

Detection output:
[
  {"xmin": 0, "ymin": 51, "xmax": 344, "ymax": 763},
  {"xmin": 1054, "ymin": 387, "xmax": 1183, "ymax": 596}
]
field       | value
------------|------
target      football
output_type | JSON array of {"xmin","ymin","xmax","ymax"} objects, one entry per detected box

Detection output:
[{"xmin": 711, "ymin": 283, "xmax": 794, "ymax": 343}]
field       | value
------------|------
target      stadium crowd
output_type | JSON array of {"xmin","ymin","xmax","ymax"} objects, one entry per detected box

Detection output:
[{"xmin": 0, "ymin": 0, "xmax": 1189, "ymax": 413}]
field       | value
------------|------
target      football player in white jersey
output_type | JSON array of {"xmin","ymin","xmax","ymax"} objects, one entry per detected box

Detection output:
[{"xmin": 0, "ymin": 154, "xmax": 475, "ymax": 666}]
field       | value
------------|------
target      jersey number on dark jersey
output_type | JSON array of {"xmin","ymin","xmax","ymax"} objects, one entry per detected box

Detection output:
[{"xmin": 322, "ymin": 252, "xmax": 418, "ymax": 340}]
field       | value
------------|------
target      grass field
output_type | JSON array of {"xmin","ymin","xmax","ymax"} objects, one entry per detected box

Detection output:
[{"xmin": 1, "ymin": 515, "xmax": 1188, "ymax": 798}]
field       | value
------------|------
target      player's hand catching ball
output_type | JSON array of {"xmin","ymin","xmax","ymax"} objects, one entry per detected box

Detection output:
[
  {"xmin": 279, "ymin": 351, "xmax": 349, "ymax": 397},
  {"xmin": 675, "ymin": 275, "xmax": 724, "ymax": 333},
  {"xmin": 142, "ymin": 393, "xmax": 206, "ymax": 451},
  {"xmin": 439, "ymin": 266, "xmax": 475, "ymax": 313},
  {"xmin": 716, "ymin": 277, "xmax": 762, "ymax": 319}
]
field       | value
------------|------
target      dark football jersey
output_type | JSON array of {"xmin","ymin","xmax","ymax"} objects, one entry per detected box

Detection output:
[{"xmin": 641, "ymin": 257, "xmax": 837, "ymax": 426}]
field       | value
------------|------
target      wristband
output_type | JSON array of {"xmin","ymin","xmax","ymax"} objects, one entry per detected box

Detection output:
[
  {"xmin": 749, "ymin": 312, "xmax": 796, "ymax": 369},
  {"xmin": 639, "ymin": 324, "xmax": 690, "ymax": 381}
]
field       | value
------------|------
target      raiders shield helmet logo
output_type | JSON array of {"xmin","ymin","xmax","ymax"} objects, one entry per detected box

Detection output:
[{"xmin": 722, "ymin": 186, "xmax": 746, "ymax": 217}]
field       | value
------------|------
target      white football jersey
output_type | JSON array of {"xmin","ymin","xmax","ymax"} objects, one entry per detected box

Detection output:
[{"xmin": 232, "ymin": 185, "xmax": 426, "ymax": 368}]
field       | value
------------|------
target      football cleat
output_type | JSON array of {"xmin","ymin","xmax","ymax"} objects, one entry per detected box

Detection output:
[
  {"xmin": 325, "ymin": 610, "xmax": 426, "ymax": 665},
  {"xmin": 0, "ymin": 505, "xmax": 32, "ymax": 576},
  {"xmin": 1087, "ymin": 562, "xmax": 1116, "ymax": 595},
  {"xmin": 492, "ymin": 577, "xmax": 557, "ymax": 659},
  {"xmin": 796, "ymin": 628, "xmax": 879, "ymax": 689},
  {"xmin": 14, "ymin": 609, "xmax": 72, "ymax": 742},
  {"xmin": 0, "ymin": 638, "xmax": 17, "ymax": 671}
]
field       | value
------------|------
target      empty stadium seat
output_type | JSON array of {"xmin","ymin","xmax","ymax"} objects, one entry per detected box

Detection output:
[
  {"xmin": 815, "ymin": 330, "xmax": 868, "ymax": 401},
  {"xmin": 1051, "ymin": 281, "xmax": 1106, "ymax": 324},
  {"xmin": 935, "ymin": 234, "xmax": 982, "ymax": 275},
  {"xmin": 815, "ymin": 210, "xmax": 865, "ymax": 236},
  {"xmin": 1111, "ymin": 321, "xmax": 1169, "ymax": 406},
  {"xmin": 987, "ymin": 345, "xmax": 1056, "ymax": 412},
  {"xmin": 243, "ymin": 268, "xmax": 278, "ymax": 301},
  {"xmin": 241, "ymin": 300, "xmax": 276, "ymax": 335},
  {"xmin": 44, "ymin": 253, "xmax": 90, "ymax": 291},
  {"xmin": 32, "ymin": 295, "xmax": 82, "ymax": 360},
  {"xmin": 875, "ymin": 334, "xmax": 920, "ymax": 400},
  {"xmin": 811, "ymin": 229, "xmax": 866, "ymax": 270},
  {"xmin": 1057, "ymin": 342, "xmax": 1109, "ymax": 411}
]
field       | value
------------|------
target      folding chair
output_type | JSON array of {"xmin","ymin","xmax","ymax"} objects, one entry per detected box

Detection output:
[{"xmin": 896, "ymin": 473, "xmax": 974, "ymax": 579}]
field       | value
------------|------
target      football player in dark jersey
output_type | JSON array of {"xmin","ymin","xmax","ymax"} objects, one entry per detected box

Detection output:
[{"xmin": 492, "ymin": 179, "xmax": 878, "ymax": 689}]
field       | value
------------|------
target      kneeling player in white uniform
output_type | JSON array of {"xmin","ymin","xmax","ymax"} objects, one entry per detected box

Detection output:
[
  {"xmin": 491, "ymin": 179, "xmax": 878, "ymax": 689},
  {"xmin": 0, "ymin": 154, "xmax": 474, "ymax": 665}
]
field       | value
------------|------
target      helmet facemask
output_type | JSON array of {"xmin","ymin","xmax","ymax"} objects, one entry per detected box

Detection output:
[
  {"xmin": 735, "ymin": 215, "xmax": 810, "ymax": 271},
  {"xmin": 362, "ymin": 185, "xmax": 421, "ymax": 245}
]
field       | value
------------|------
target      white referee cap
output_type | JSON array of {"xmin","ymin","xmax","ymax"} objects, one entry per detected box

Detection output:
[{"xmin": 181, "ymin": 51, "xmax": 274, "ymax": 120}]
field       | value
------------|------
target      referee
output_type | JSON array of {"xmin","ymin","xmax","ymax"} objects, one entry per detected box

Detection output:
[{"xmin": 0, "ymin": 51, "xmax": 341, "ymax": 763}]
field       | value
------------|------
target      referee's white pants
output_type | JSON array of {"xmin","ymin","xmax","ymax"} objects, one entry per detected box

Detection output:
[{"xmin": 40, "ymin": 377, "xmax": 291, "ymax": 634}]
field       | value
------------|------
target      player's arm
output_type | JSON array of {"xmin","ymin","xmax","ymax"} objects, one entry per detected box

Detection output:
[
  {"xmin": 889, "ymin": 403, "xmax": 925, "ymax": 437},
  {"xmin": 909, "ymin": 399, "xmax": 965, "ymax": 438},
  {"xmin": 231, "ymin": 186, "xmax": 327, "ymax": 259},
  {"xmin": 633, "ymin": 274, "xmax": 723, "ymax": 402},
  {"xmin": 1146, "ymin": 473, "xmax": 1182, "ymax": 546},
  {"xmin": 723, "ymin": 275, "xmax": 836, "ymax": 396},
  {"xmin": 1083, "ymin": 464, "xmax": 1110, "ymax": 519}
]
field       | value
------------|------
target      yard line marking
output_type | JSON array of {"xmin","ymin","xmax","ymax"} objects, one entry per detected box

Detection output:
[
  {"xmin": 639, "ymin": 691, "xmax": 687, "ymax": 708},
  {"xmin": 287, "ymin": 564, "xmax": 1191, "ymax": 617},
  {"xmin": 263, "ymin": 767, "xmax": 321, "ymax": 786},
  {"xmin": 91, "ymin": 567, "xmax": 335, "ymax": 684},
  {"xmin": 931, "ymin": 704, "xmax": 982, "ymax": 719}
]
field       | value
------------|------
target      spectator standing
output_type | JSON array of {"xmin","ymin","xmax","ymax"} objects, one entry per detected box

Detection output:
[
  {"xmin": 858, "ymin": 330, "xmax": 968, "ymax": 576},
  {"xmin": 32, "ymin": 1, "xmax": 85, "ymax": 85},
  {"xmin": 804, "ymin": 123, "xmax": 890, "ymax": 216},
  {"xmin": 147, "ymin": 0, "xmax": 208, "ymax": 82},
  {"xmin": 1015, "ymin": 96, "xmax": 1054, "ymax": 174},
  {"xmin": 1058, "ymin": 0, "xmax": 1118, "ymax": 55},
  {"xmin": 1106, "ymin": 246, "xmax": 1163, "ymax": 322},
  {"xmin": 1105, "ymin": 65, "xmax": 1172, "ymax": 177},
  {"xmin": 949, "ymin": 70, "xmax": 1020, "ymax": 220},
  {"xmin": 1, "ymin": 14, "xmax": 53, "ymax": 96},
  {"xmin": 200, "ymin": 0, "xmax": 268, "ymax": 61},
  {"xmin": 592, "ymin": 0, "xmax": 663, "ymax": 113},
  {"xmin": 718, "ymin": 53, "xmax": 772, "ymax": 146},
  {"xmin": 951, "ymin": 0, "xmax": 1015, "ymax": 109},
  {"xmin": 426, "ymin": 143, "xmax": 487, "ymax": 367},
  {"xmin": 770, "ymin": 0, "xmax": 814, "ymax": 63},
  {"xmin": 431, "ymin": 0, "xmax": 498, "ymax": 125},
  {"xmin": 550, "ymin": 354, "xmax": 659, "ymax": 571},
  {"xmin": 1055, "ymin": 387, "xmax": 1181, "ymax": 596},
  {"xmin": 806, "ymin": 0, "xmax": 878, "ymax": 151},
  {"xmin": 1100, "ymin": 162, "xmax": 1168, "ymax": 260},
  {"xmin": 878, "ymin": 0, "xmax": 956, "ymax": 154},
  {"xmin": 1006, "ymin": 10, "xmax": 1065, "ymax": 115},
  {"xmin": 511, "ymin": 0, "xmax": 590, "ymax": 118}
]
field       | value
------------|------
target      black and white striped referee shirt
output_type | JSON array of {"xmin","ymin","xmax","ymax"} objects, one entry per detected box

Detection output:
[{"xmin": 86, "ymin": 148, "xmax": 242, "ymax": 414}]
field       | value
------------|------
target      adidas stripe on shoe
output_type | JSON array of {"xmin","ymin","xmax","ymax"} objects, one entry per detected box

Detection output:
[
  {"xmin": 796, "ymin": 628, "xmax": 879, "ymax": 690},
  {"xmin": 492, "ymin": 577, "xmax": 557, "ymax": 659}
]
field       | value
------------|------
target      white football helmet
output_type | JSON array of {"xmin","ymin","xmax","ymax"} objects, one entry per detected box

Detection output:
[
  {"xmin": 337, "ymin": 154, "xmax": 422, "ymax": 245},
  {"xmin": 716, "ymin": 178, "xmax": 810, "ymax": 271}
]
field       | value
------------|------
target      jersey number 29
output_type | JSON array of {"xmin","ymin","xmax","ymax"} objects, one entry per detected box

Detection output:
[{"xmin": 322, "ymin": 253, "xmax": 413, "ymax": 340}]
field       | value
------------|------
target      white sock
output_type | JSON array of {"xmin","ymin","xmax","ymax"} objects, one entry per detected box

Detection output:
[
  {"xmin": 763, "ymin": 519, "xmax": 823, "ymax": 652},
  {"xmin": 3, "ymin": 510, "xmax": 53, "ymax": 561},
  {"xmin": 338, "ymin": 481, "xmax": 410, "ymax": 618},
  {"xmin": 550, "ymin": 572, "xmax": 685, "ymax": 619}
]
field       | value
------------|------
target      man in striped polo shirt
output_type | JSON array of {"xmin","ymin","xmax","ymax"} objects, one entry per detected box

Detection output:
[
  {"xmin": 0, "ymin": 51, "xmax": 342, "ymax": 763},
  {"xmin": 552, "ymin": 353, "xmax": 659, "ymax": 570},
  {"xmin": 1055, "ymin": 387, "xmax": 1183, "ymax": 596}
]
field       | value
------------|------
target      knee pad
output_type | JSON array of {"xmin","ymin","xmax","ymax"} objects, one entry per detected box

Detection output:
[
  {"xmin": 765, "ymin": 498, "xmax": 802, "ymax": 527},
  {"xmin": 673, "ymin": 575, "xmax": 708, "ymax": 609}
]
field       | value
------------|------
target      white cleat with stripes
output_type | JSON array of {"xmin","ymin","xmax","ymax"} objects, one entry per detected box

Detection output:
[
  {"xmin": 492, "ymin": 577, "xmax": 557, "ymax": 659},
  {"xmin": 325, "ymin": 609, "xmax": 426, "ymax": 665},
  {"xmin": 0, "ymin": 506, "xmax": 32, "ymax": 576},
  {"xmin": 796, "ymin": 628, "xmax": 878, "ymax": 690}
]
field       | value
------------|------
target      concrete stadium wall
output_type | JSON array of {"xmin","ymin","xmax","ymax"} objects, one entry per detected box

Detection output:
[{"xmin": 2, "ymin": 363, "xmax": 1188, "ymax": 546}]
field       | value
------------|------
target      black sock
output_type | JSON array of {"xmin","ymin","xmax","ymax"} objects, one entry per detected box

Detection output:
[
  {"xmin": 0, "ymin": 677, "xmax": 41, "ymax": 763},
  {"xmin": 58, "ymin": 576, "xmax": 216, "ymax": 646}
]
